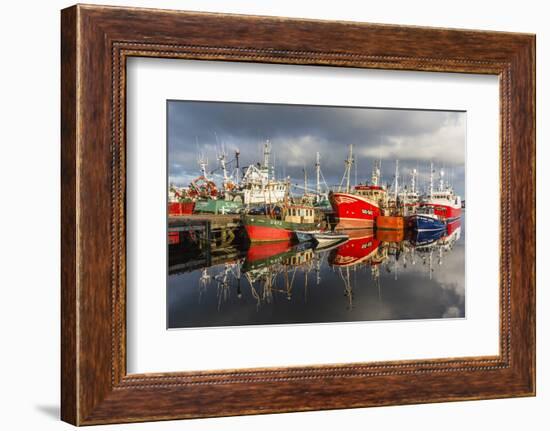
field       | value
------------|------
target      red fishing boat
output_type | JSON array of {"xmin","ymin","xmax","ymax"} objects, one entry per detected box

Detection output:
[
  {"xmin": 421, "ymin": 164, "xmax": 462, "ymax": 221},
  {"xmin": 168, "ymin": 185, "xmax": 195, "ymax": 216},
  {"xmin": 329, "ymin": 147, "xmax": 387, "ymax": 229}
]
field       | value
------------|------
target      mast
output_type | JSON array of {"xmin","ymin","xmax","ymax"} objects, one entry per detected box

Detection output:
[
  {"xmin": 217, "ymin": 151, "xmax": 228, "ymax": 186},
  {"xmin": 303, "ymin": 166, "xmax": 308, "ymax": 195},
  {"xmin": 394, "ymin": 160, "xmax": 399, "ymax": 201},
  {"xmin": 429, "ymin": 162, "xmax": 434, "ymax": 198},
  {"xmin": 439, "ymin": 168, "xmax": 445, "ymax": 192},
  {"xmin": 315, "ymin": 152, "xmax": 321, "ymax": 200},
  {"xmin": 338, "ymin": 144, "xmax": 354, "ymax": 193},
  {"xmin": 371, "ymin": 160, "xmax": 381, "ymax": 186},
  {"xmin": 411, "ymin": 168, "xmax": 417, "ymax": 194},
  {"xmin": 198, "ymin": 155, "xmax": 208, "ymax": 179},
  {"xmin": 234, "ymin": 149, "xmax": 240, "ymax": 184},
  {"xmin": 345, "ymin": 144, "xmax": 353, "ymax": 193},
  {"xmin": 263, "ymin": 140, "xmax": 271, "ymax": 171}
]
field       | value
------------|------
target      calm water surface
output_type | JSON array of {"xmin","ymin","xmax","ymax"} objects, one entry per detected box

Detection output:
[{"xmin": 168, "ymin": 215, "xmax": 465, "ymax": 329}]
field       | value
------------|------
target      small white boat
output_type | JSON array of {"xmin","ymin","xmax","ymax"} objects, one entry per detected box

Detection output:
[
  {"xmin": 313, "ymin": 232, "xmax": 348, "ymax": 242},
  {"xmin": 294, "ymin": 230, "xmax": 317, "ymax": 243},
  {"xmin": 311, "ymin": 231, "xmax": 349, "ymax": 251}
]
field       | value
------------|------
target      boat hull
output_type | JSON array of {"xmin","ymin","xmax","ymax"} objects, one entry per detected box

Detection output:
[
  {"xmin": 243, "ymin": 216, "xmax": 317, "ymax": 243},
  {"xmin": 423, "ymin": 202, "xmax": 462, "ymax": 221},
  {"xmin": 329, "ymin": 192, "xmax": 379, "ymax": 229},
  {"xmin": 409, "ymin": 214, "xmax": 446, "ymax": 231},
  {"xmin": 295, "ymin": 231, "xmax": 316, "ymax": 243}
]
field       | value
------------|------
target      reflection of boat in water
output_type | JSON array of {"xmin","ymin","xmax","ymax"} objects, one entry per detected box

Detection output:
[
  {"xmin": 407, "ymin": 229, "xmax": 445, "ymax": 247},
  {"xmin": 328, "ymin": 229, "xmax": 381, "ymax": 267},
  {"xmin": 241, "ymin": 241, "xmax": 316, "ymax": 305},
  {"xmin": 242, "ymin": 241, "xmax": 314, "ymax": 273},
  {"xmin": 242, "ymin": 240, "xmax": 294, "ymax": 272},
  {"xmin": 376, "ymin": 229, "xmax": 405, "ymax": 243},
  {"xmin": 312, "ymin": 231, "xmax": 349, "ymax": 250}
]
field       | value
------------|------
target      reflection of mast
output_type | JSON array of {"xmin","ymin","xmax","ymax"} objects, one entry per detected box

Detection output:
[
  {"xmin": 429, "ymin": 249, "xmax": 434, "ymax": 280},
  {"xmin": 372, "ymin": 265, "xmax": 381, "ymax": 301},
  {"xmin": 315, "ymin": 253, "xmax": 321, "ymax": 286},
  {"xmin": 304, "ymin": 269, "xmax": 309, "ymax": 303},
  {"xmin": 198, "ymin": 267, "xmax": 211, "ymax": 303},
  {"xmin": 338, "ymin": 267, "xmax": 353, "ymax": 309}
]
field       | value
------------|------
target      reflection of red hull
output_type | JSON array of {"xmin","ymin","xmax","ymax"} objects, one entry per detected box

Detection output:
[
  {"xmin": 168, "ymin": 201, "xmax": 195, "ymax": 216},
  {"xmin": 246, "ymin": 241, "xmax": 293, "ymax": 263},
  {"xmin": 244, "ymin": 224, "xmax": 293, "ymax": 243},
  {"xmin": 329, "ymin": 230, "xmax": 380, "ymax": 267},
  {"xmin": 329, "ymin": 192, "xmax": 379, "ymax": 228},
  {"xmin": 446, "ymin": 218, "xmax": 461, "ymax": 236}
]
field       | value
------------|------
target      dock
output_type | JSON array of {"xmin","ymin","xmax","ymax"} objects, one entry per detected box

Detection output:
[{"xmin": 168, "ymin": 214, "xmax": 245, "ymax": 252}]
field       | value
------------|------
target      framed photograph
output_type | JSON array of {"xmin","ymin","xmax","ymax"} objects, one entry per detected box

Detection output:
[{"xmin": 61, "ymin": 4, "xmax": 535, "ymax": 425}]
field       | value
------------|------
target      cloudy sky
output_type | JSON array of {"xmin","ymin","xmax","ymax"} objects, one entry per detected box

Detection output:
[{"xmin": 168, "ymin": 100, "xmax": 466, "ymax": 197}]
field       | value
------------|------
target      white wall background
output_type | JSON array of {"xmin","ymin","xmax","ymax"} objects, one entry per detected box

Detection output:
[{"xmin": 0, "ymin": 0, "xmax": 546, "ymax": 429}]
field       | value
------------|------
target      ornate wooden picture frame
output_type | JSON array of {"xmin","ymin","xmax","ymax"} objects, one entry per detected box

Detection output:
[{"xmin": 61, "ymin": 4, "xmax": 535, "ymax": 425}]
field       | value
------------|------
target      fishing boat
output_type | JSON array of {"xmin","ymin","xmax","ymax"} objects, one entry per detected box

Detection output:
[
  {"xmin": 168, "ymin": 185, "xmax": 195, "ymax": 216},
  {"xmin": 296, "ymin": 152, "xmax": 332, "ymax": 211},
  {"xmin": 399, "ymin": 167, "xmax": 420, "ymax": 216},
  {"xmin": 239, "ymin": 141, "xmax": 288, "ymax": 205},
  {"xmin": 175, "ymin": 157, "xmax": 244, "ymax": 215},
  {"xmin": 329, "ymin": 145, "xmax": 387, "ymax": 229},
  {"xmin": 421, "ymin": 163, "xmax": 462, "ymax": 221},
  {"xmin": 243, "ymin": 203, "xmax": 320, "ymax": 242},
  {"xmin": 330, "ymin": 182, "xmax": 385, "ymax": 228},
  {"xmin": 407, "ymin": 206, "xmax": 446, "ymax": 231},
  {"xmin": 329, "ymin": 147, "xmax": 387, "ymax": 229}
]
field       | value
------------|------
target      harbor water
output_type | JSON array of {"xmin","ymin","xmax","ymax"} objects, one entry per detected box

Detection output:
[{"xmin": 167, "ymin": 214, "xmax": 465, "ymax": 329}]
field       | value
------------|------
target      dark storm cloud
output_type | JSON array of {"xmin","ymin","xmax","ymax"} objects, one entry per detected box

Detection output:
[{"xmin": 168, "ymin": 101, "xmax": 466, "ymax": 197}]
